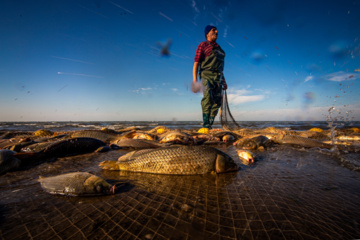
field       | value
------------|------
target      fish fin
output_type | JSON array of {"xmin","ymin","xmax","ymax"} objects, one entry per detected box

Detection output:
[
  {"xmin": 215, "ymin": 154, "xmax": 225, "ymax": 173},
  {"xmin": 99, "ymin": 160, "xmax": 119, "ymax": 170}
]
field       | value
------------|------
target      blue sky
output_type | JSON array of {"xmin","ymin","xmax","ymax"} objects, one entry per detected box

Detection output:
[{"xmin": 1, "ymin": 0, "xmax": 359, "ymax": 122}]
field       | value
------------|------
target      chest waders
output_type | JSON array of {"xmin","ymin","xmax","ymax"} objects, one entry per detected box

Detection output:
[{"xmin": 199, "ymin": 44, "xmax": 225, "ymax": 129}]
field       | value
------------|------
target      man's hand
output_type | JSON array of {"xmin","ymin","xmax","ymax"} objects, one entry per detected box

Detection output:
[
  {"xmin": 192, "ymin": 81, "xmax": 202, "ymax": 93},
  {"xmin": 222, "ymin": 81, "xmax": 227, "ymax": 90}
]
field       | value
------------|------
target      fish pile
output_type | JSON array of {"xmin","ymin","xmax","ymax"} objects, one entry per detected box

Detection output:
[{"xmin": 1, "ymin": 125, "xmax": 359, "ymax": 196}]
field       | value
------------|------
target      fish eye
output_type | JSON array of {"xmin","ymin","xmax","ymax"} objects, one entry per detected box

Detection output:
[{"xmin": 96, "ymin": 185, "xmax": 103, "ymax": 193}]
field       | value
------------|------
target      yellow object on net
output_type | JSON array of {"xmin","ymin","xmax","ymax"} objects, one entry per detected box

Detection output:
[
  {"xmin": 198, "ymin": 128, "xmax": 209, "ymax": 134},
  {"xmin": 157, "ymin": 128, "xmax": 166, "ymax": 134},
  {"xmin": 309, "ymin": 128, "xmax": 323, "ymax": 132}
]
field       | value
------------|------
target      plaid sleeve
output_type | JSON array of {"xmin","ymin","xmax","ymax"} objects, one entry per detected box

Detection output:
[{"xmin": 194, "ymin": 42, "xmax": 205, "ymax": 62}]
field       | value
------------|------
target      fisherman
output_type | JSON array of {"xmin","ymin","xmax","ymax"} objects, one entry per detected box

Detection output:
[{"xmin": 192, "ymin": 25, "xmax": 227, "ymax": 130}]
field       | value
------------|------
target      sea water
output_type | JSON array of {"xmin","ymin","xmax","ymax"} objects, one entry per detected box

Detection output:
[{"xmin": 1, "ymin": 120, "xmax": 360, "ymax": 132}]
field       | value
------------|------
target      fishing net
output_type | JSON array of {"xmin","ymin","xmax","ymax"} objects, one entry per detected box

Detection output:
[{"xmin": 220, "ymin": 90, "xmax": 241, "ymax": 131}]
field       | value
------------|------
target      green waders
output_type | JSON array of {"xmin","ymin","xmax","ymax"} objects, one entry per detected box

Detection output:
[{"xmin": 199, "ymin": 44, "xmax": 225, "ymax": 129}]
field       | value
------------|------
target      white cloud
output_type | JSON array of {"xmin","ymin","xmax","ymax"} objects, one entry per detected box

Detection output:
[
  {"xmin": 304, "ymin": 75, "xmax": 313, "ymax": 82},
  {"xmin": 130, "ymin": 87, "xmax": 153, "ymax": 94},
  {"xmin": 227, "ymin": 88, "xmax": 265, "ymax": 104},
  {"xmin": 228, "ymin": 94, "xmax": 264, "ymax": 104}
]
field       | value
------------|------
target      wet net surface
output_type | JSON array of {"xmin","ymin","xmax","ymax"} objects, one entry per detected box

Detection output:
[{"xmin": 0, "ymin": 145, "xmax": 359, "ymax": 240}]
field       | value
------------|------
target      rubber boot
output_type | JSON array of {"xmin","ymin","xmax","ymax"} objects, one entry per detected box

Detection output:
[
  {"xmin": 202, "ymin": 113, "xmax": 210, "ymax": 129},
  {"xmin": 209, "ymin": 116, "xmax": 215, "ymax": 129}
]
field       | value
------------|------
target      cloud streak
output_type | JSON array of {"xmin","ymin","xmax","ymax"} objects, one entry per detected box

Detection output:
[
  {"xmin": 52, "ymin": 56, "xmax": 93, "ymax": 64},
  {"xmin": 108, "ymin": 1, "xmax": 134, "ymax": 14},
  {"xmin": 159, "ymin": 12, "xmax": 173, "ymax": 22},
  {"xmin": 227, "ymin": 88, "xmax": 265, "ymax": 105},
  {"xmin": 305, "ymin": 71, "xmax": 360, "ymax": 82},
  {"xmin": 57, "ymin": 72, "xmax": 104, "ymax": 78}
]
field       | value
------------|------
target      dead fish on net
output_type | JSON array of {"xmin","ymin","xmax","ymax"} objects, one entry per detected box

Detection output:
[
  {"xmin": 211, "ymin": 131, "xmax": 239, "ymax": 143},
  {"xmin": 111, "ymin": 138, "xmax": 164, "ymax": 149},
  {"xmin": 234, "ymin": 135, "xmax": 272, "ymax": 150},
  {"xmin": 99, "ymin": 146, "xmax": 239, "ymax": 175},
  {"xmin": 159, "ymin": 131, "xmax": 196, "ymax": 145},
  {"xmin": 132, "ymin": 132, "xmax": 157, "ymax": 141},
  {"xmin": 236, "ymin": 149, "xmax": 256, "ymax": 165},
  {"xmin": 271, "ymin": 134, "xmax": 334, "ymax": 149},
  {"xmin": 38, "ymin": 172, "xmax": 115, "ymax": 196},
  {"xmin": 71, "ymin": 130, "xmax": 134, "ymax": 144},
  {"xmin": 21, "ymin": 141, "xmax": 56, "ymax": 153},
  {"xmin": 41, "ymin": 137, "xmax": 106, "ymax": 157},
  {"xmin": 337, "ymin": 135, "xmax": 360, "ymax": 141},
  {"xmin": 299, "ymin": 131, "xmax": 331, "ymax": 141},
  {"xmin": 0, "ymin": 149, "xmax": 21, "ymax": 175},
  {"xmin": 192, "ymin": 134, "xmax": 220, "ymax": 144}
]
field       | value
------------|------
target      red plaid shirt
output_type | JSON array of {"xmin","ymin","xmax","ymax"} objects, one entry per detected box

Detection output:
[{"xmin": 194, "ymin": 41, "xmax": 219, "ymax": 63}]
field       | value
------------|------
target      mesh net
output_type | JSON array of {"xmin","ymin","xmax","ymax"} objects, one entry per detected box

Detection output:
[{"xmin": 220, "ymin": 90, "xmax": 241, "ymax": 131}]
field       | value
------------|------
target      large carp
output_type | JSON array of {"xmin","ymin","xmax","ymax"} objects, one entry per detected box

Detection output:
[
  {"xmin": 41, "ymin": 137, "xmax": 106, "ymax": 157},
  {"xmin": 38, "ymin": 172, "xmax": 114, "ymax": 196},
  {"xmin": 272, "ymin": 135, "xmax": 334, "ymax": 149},
  {"xmin": 71, "ymin": 130, "xmax": 134, "ymax": 144},
  {"xmin": 99, "ymin": 146, "xmax": 239, "ymax": 175},
  {"xmin": 159, "ymin": 131, "xmax": 196, "ymax": 145},
  {"xmin": 234, "ymin": 135, "xmax": 272, "ymax": 150}
]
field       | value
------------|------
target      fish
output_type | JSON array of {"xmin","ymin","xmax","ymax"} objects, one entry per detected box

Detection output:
[
  {"xmin": 41, "ymin": 137, "xmax": 106, "ymax": 157},
  {"xmin": 192, "ymin": 134, "xmax": 220, "ymax": 144},
  {"xmin": 21, "ymin": 141, "xmax": 55, "ymax": 153},
  {"xmin": 7, "ymin": 141, "xmax": 36, "ymax": 152},
  {"xmin": 337, "ymin": 135, "xmax": 360, "ymax": 141},
  {"xmin": 234, "ymin": 135, "xmax": 271, "ymax": 150},
  {"xmin": 159, "ymin": 131, "xmax": 196, "ymax": 145},
  {"xmin": 272, "ymin": 135, "xmax": 334, "ymax": 149},
  {"xmin": 71, "ymin": 130, "xmax": 133, "ymax": 144},
  {"xmin": 299, "ymin": 131, "xmax": 330, "ymax": 141},
  {"xmin": 99, "ymin": 146, "xmax": 239, "ymax": 175},
  {"xmin": 111, "ymin": 138, "xmax": 163, "ymax": 149},
  {"xmin": 236, "ymin": 149, "xmax": 256, "ymax": 165},
  {"xmin": 38, "ymin": 172, "xmax": 114, "ymax": 196},
  {"xmin": 0, "ymin": 149, "xmax": 21, "ymax": 175},
  {"xmin": 132, "ymin": 132, "xmax": 156, "ymax": 141},
  {"xmin": 222, "ymin": 135, "xmax": 235, "ymax": 143}
]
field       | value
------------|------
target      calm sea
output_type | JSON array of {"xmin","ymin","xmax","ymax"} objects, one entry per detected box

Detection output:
[{"xmin": 1, "ymin": 121, "xmax": 360, "ymax": 132}]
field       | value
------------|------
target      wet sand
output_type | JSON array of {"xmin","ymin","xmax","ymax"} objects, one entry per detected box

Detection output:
[{"xmin": 0, "ymin": 142, "xmax": 359, "ymax": 239}]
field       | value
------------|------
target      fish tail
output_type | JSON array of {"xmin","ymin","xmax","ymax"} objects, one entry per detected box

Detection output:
[{"xmin": 99, "ymin": 160, "xmax": 120, "ymax": 170}]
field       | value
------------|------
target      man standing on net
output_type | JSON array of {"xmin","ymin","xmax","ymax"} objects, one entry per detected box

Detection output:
[{"xmin": 192, "ymin": 25, "xmax": 227, "ymax": 131}]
